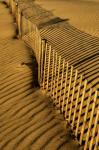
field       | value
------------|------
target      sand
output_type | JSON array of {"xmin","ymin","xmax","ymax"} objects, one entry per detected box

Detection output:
[
  {"xmin": 36, "ymin": 0, "xmax": 99, "ymax": 38},
  {"xmin": 0, "ymin": 2, "xmax": 81, "ymax": 150}
]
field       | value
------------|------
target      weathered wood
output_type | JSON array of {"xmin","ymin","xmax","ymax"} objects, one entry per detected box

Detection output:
[
  {"xmin": 65, "ymin": 66, "xmax": 73, "ymax": 119},
  {"xmin": 17, "ymin": 6, "xmax": 21, "ymax": 37},
  {"xmin": 94, "ymin": 127, "xmax": 99, "ymax": 150},
  {"xmin": 38, "ymin": 36, "xmax": 42, "ymax": 85},
  {"xmin": 51, "ymin": 50, "xmax": 55, "ymax": 94},
  {"xmin": 56, "ymin": 56, "xmax": 61, "ymax": 102},
  {"xmin": 68, "ymin": 69, "xmax": 78, "ymax": 122},
  {"xmin": 75, "ymin": 80, "xmax": 87, "ymax": 136},
  {"xmin": 89, "ymin": 106, "xmax": 99, "ymax": 150},
  {"xmin": 71, "ymin": 75, "xmax": 83, "ymax": 128},
  {"xmin": 43, "ymin": 42, "xmax": 48, "ymax": 89},
  {"xmin": 52, "ymin": 52, "xmax": 58, "ymax": 100},
  {"xmin": 80, "ymin": 88, "xmax": 92, "ymax": 145},
  {"xmin": 61, "ymin": 62, "xmax": 68, "ymax": 113},
  {"xmin": 59, "ymin": 59, "xmax": 65, "ymax": 107},
  {"xmin": 46, "ymin": 45, "xmax": 51, "ymax": 90}
]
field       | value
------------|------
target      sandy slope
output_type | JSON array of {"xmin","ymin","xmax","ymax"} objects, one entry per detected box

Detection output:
[
  {"xmin": 0, "ymin": 2, "xmax": 81, "ymax": 150},
  {"xmin": 36, "ymin": 0, "xmax": 99, "ymax": 38}
]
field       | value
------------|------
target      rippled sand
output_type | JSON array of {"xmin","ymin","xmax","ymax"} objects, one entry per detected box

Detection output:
[{"xmin": 36, "ymin": 0, "xmax": 99, "ymax": 37}]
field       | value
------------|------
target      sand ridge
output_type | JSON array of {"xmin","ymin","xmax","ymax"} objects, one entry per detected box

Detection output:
[{"xmin": 36, "ymin": 0, "xmax": 99, "ymax": 38}]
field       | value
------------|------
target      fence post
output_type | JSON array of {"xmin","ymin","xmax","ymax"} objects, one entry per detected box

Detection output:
[
  {"xmin": 75, "ymin": 80, "xmax": 87, "ymax": 136},
  {"xmin": 52, "ymin": 52, "xmax": 58, "ymax": 101},
  {"xmin": 12, "ymin": 0, "xmax": 15, "ymax": 15},
  {"xmin": 65, "ymin": 66, "xmax": 73, "ymax": 119},
  {"xmin": 38, "ymin": 37, "xmax": 42, "ymax": 84},
  {"xmin": 17, "ymin": 6, "xmax": 22, "ymax": 38},
  {"xmin": 51, "ymin": 50, "xmax": 55, "ymax": 94},
  {"xmin": 40, "ymin": 40, "xmax": 45, "ymax": 86},
  {"xmin": 11, "ymin": 0, "xmax": 13, "ymax": 14},
  {"xmin": 71, "ymin": 75, "xmax": 83, "ymax": 128},
  {"xmin": 59, "ymin": 59, "xmax": 65, "ymax": 108},
  {"xmin": 21, "ymin": 13, "xmax": 24, "ymax": 38},
  {"xmin": 43, "ymin": 42, "xmax": 47, "ymax": 90},
  {"xmin": 35, "ymin": 27, "xmax": 38, "ymax": 58},
  {"xmin": 84, "ymin": 90, "xmax": 98, "ymax": 150},
  {"xmin": 94, "ymin": 126, "xmax": 99, "ymax": 150},
  {"xmin": 46, "ymin": 45, "xmax": 51, "ymax": 91},
  {"xmin": 56, "ymin": 56, "xmax": 61, "ymax": 102},
  {"xmin": 89, "ymin": 105, "xmax": 99, "ymax": 150},
  {"xmin": 61, "ymin": 62, "xmax": 69, "ymax": 113},
  {"xmin": 28, "ymin": 20, "xmax": 31, "ymax": 35},
  {"xmin": 80, "ymin": 88, "xmax": 92, "ymax": 145},
  {"xmin": 68, "ymin": 69, "xmax": 78, "ymax": 122}
]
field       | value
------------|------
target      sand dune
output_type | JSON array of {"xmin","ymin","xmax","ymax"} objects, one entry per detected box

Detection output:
[
  {"xmin": 0, "ymin": 2, "xmax": 81, "ymax": 150},
  {"xmin": 36, "ymin": 0, "xmax": 99, "ymax": 38}
]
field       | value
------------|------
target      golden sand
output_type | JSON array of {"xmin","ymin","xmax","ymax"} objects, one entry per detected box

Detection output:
[{"xmin": 36, "ymin": 0, "xmax": 99, "ymax": 38}]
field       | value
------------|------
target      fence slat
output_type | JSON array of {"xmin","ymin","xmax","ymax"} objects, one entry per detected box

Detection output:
[
  {"xmin": 75, "ymin": 80, "xmax": 87, "ymax": 136},
  {"xmin": 41, "ymin": 40, "xmax": 44, "ymax": 80},
  {"xmin": 84, "ymin": 90, "xmax": 98, "ymax": 150},
  {"xmin": 68, "ymin": 69, "xmax": 78, "ymax": 122},
  {"xmin": 59, "ymin": 59, "xmax": 65, "ymax": 108},
  {"xmin": 43, "ymin": 42, "xmax": 47, "ymax": 89},
  {"xmin": 89, "ymin": 106, "xmax": 99, "ymax": 150},
  {"xmin": 56, "ymin": 56, "xmax": 61, "ymax": 102},
  {"xmin": 80, "ymin": 88, "xmax": 92, "ymax": 144},
  {"xmin": 51, "ymin": 50, "xmax": 55, "ymax": 94},
  {"xmin": 71, "ymin": 75, "xmax": 83, "ymax": 128},
  {"xmin": 38, "ymin": 35, "xmax": 41, "ymax": 83},
  {"xmin": 94, "ymin": 127, "xmax": 99, "ymax": 150},
  {"xmin": 52, "ymin": 52, "xmax": 58, "ymax": 100},
  {"xmin": 46, "ymin": 45, "xmax": 51, "ymax": 90},
  {"xmin": 65, "ymin": 66, "xmax": 73, "ymax": 119},
  {"xmin": 61, "ymin": 62, "xmax": 68, "ymax": 113}
]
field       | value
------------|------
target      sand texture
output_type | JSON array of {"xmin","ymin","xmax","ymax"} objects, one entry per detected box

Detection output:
[
  {"xmin": 36, "ymin": 0, "xmax": 99, "ymax": 38},
  {"xmin": 0, "ymin": 2, "xmax": 81, "ymax": 150}
]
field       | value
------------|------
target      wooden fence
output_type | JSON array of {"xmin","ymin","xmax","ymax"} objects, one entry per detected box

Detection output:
[{"xmin": 7, "ymin": 0, "xmax": 99, "ymax": 149}]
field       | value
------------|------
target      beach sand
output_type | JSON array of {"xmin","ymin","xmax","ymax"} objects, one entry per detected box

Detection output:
[{"xmin": 36, "ymin": 0, "xmax": 99, "ymax": 38}]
